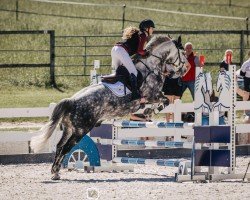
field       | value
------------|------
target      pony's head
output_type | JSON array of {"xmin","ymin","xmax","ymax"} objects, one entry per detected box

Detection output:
[{"xmin": 146, "ymin": 35, "xmax": 187, "ymax": 78}]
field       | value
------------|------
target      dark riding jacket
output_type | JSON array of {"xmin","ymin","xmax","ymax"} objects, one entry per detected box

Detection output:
[
  {"xmin": 220, "ymin": 60, "xmax": 233, "ymax": 71},
  {"xmin": 116, "ymin": 31, "xmax": 148, "ymax": 56}
]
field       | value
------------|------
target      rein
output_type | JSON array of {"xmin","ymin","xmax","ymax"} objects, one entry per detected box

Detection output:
[
  {"xmin": 137, "ymin": 44, "xmax": 186, "ymax": 85},
  {"xmin": 151, "ymin": 43, "xmax": 186, "ymax": 70},
  {"xmin": 138, "ymin": 59, "xmax": 163, "ymax": 84},
  {"xmin": 137, "ymin": 46, "xmax": 183, "ymax": 85}
]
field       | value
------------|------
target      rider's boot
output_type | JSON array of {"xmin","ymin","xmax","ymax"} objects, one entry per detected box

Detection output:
[{"xmin": 129, "ymin": 73, "xmax": 141, "ymax": 101}]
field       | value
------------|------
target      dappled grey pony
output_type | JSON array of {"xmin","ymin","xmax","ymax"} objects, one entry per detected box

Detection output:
[{"xmin": 31, "ymin": 35, "xmax": 187, "ymax": 180}]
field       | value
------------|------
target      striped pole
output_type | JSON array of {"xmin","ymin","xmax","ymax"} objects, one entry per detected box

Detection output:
[
  {"xmin": 113, "ymin": 157, "xmax": 190, "ymax": 167},
  {"xmin": 112, "ymin": 139, "xmax": 192, "ymax": 148},
  {"xmin": 113, "ymin": 120, "xmax": 194, "ymax": 128}
]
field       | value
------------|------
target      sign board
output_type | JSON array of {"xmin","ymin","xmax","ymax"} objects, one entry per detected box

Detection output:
[
  {"xmin": 94, "ymin": 60, "xmax": 100, "ymax": 69},
  {"xmin": 90, "ymin": 69, "xmax": 97, "ymax": 85}
]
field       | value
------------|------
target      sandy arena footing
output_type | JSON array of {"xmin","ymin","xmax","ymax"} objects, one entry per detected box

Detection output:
[{"xmin": 0, "ymin": 156, "xmax": 249, "ymax": 200}]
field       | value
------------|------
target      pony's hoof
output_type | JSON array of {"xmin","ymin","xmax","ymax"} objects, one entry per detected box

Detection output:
[{"xmin": 51, "ymin": 173, "xmax": 60, "ymax": 180}]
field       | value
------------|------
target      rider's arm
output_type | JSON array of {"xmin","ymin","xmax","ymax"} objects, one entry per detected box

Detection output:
[
  {"xmin": 240, "ymin": 70, "xmax": 246, "ymax": 77},
  {"xmin": 194, "ymin": 56, "xmax": 203, "ymax": 67}
]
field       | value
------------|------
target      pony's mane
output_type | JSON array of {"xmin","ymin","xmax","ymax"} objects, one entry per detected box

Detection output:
[{"xmin": 146, "ymin": 35, "xmax": 171, "ymax": 52}]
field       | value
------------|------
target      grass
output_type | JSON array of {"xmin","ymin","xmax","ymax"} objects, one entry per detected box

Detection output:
[
  {"xmin": 0, "ymin": 117, "xmax": 49, "ymax": 123},
  {"xmin": 0, "ymin": 87, "xmax": 77, "ymax": 108},
  {"xmin": 0, "ymin": 0, "xmax": 250, "ymax": 119}
]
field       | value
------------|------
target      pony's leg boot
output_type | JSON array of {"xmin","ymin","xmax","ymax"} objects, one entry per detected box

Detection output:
[{"xmin": 129, "ymin": 73, "xmax": 141, "ymax": 101}]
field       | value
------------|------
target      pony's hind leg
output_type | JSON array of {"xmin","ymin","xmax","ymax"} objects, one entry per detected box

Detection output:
[
  {"xmin": 51, "ymin": 133, "xmax": 71, "ymax": 179},
  {"xmin": 51, "ymin": 128, "xmax": 85, "ymax": 180},
  {"xmin": 51, "ymin": 116, "xmax": 73, "ymax": 180}
]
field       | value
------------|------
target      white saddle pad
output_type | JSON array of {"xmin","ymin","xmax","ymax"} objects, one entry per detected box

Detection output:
[{"xmin": 102, "ymin": 81, "xmax": 131, "ymax": 97}]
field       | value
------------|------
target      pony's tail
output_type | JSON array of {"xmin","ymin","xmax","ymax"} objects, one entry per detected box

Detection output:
[{"xmin": 30, "ymin": 98, "xmax": 74, "ymax": 153}]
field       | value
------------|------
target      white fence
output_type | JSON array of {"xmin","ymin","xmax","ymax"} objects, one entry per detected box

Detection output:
[
  {"xmin": 0, "ymin": 103, "xmax": 56, "ymax": 118},
  {"xmin": 0, "ymin": 103, "xmax": 59, "ymax": 154}
]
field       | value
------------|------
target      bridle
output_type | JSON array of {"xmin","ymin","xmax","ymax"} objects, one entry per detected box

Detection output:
[
  {"xmin": 137, "ymin": 58, "xmax": 163, "ymax": 85},
  {"xmin": 151, "ymin": 45, "xmax": 186, "ymax": 70},
  {"xmin": 137, "ymin": 45, "xmax": 185, "ymax": 85}
]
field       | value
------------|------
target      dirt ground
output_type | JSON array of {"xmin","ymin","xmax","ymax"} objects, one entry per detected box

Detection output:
[{"xmin": 0, "ymin": 156, "xmax": 249, "ymax": 200}]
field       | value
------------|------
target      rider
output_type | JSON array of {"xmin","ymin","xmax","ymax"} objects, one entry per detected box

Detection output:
[{"xmin": 111, "ymin": 19, "xmax": 155, "ymax": 100}]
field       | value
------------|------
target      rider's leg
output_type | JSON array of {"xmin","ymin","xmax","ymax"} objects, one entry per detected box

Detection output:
[
  {"xmin": 112, "ymin": 46, "xmax": 140, "ymax": 100},
  {"xmin": 129, "ymin": 73, "xmax": 141, "ymax": 100},
  {"xmin": 111, "ymin": 46, "xmax": 122, "ymax": 71}
]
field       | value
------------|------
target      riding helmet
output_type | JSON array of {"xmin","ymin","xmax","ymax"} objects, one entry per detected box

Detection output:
[{"xmin": 139, "ymin": 19, "xmax": 155, "ymax": 31}]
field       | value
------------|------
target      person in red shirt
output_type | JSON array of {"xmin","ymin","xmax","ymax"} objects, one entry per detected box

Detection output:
[
  {"xmin": 111, "ymin": 19, "xmax": 155, "ymax": 101},
  {"xmin": 181, "ymin": 42, "xmax": 202, "ymax": 100}
]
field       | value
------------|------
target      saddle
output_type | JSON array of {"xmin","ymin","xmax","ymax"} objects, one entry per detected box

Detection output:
[
  {"xmin": 101, "ymin": 65, "xmax": 143, "ymax": 91},
  {"xmin": 101, "ymin": 73, "xmax": 119, "ymax": 84}
]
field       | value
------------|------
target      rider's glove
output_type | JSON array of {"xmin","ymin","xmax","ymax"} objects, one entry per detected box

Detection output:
[
  {"xmin": 141, "ymin": 50, "xmax": 151, "ymax": 58},
  {"xmin": 132, "ymin": 54, "xmax": 141, "ymax": 63}
]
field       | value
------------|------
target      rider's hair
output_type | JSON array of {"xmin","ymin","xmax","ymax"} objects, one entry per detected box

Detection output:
[
  {"xmin": 225, "ymin": 49, "xmax": 233, "ymax": 55},
  {"xmin": 184, "ymin": 42, "xmax": 193, "ymax": 49},
  {"xmin": 122, "ymin": 26, "xmax": 139, "ymax": 40}
]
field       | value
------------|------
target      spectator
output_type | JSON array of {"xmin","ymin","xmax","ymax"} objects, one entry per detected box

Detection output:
[
  {"xmin": 162, "ymin": 63, "xmax": 190, "ymax": 122},
  {"xmin": 181, "ymin": 42, "xmax": 202, "ymax": 100},
  {"xmin": 240, "ymin": 50, "xmax": 250, "ymax": 92},
  {"xmin": 220, "ymin": 49, "xmax": 233, "ymax": 71},
  {"xmin": 237, "ymin": 51, "xmax": 250, "ymax": 144},
  {"xmin": 236, "ymin": 69, "xmax": 249, "ymax": 100},
  {"xmin": 162, "ymin": 67, "xmax": 183, "ymax": 122}
]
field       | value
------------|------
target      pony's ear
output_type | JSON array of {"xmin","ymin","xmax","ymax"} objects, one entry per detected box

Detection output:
[
  {"xmin": 168, "ymin": 34, "xmax": 172, "ymax": 39},
  {"xmin": 177, "ymin": 35, "xmax": 184, "ymax": 49},
  {"xmin": 177, "ymin": 35, "xmax": 182, "ymax": 45}
]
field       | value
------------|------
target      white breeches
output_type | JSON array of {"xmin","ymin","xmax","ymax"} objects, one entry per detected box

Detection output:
[{"xmin": 111, "ymin": 45, "xmax": 138, "ymax": 76}]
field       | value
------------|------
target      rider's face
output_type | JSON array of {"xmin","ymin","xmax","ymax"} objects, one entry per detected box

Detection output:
[{"xmin": 148, "ymin": 27, "xmax": 154, "ymax": 36}]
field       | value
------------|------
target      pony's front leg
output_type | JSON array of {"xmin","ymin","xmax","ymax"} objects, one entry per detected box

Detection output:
[{"xmin": 153, "ymin": 91, "xmax": 169, "ymax": 106}]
